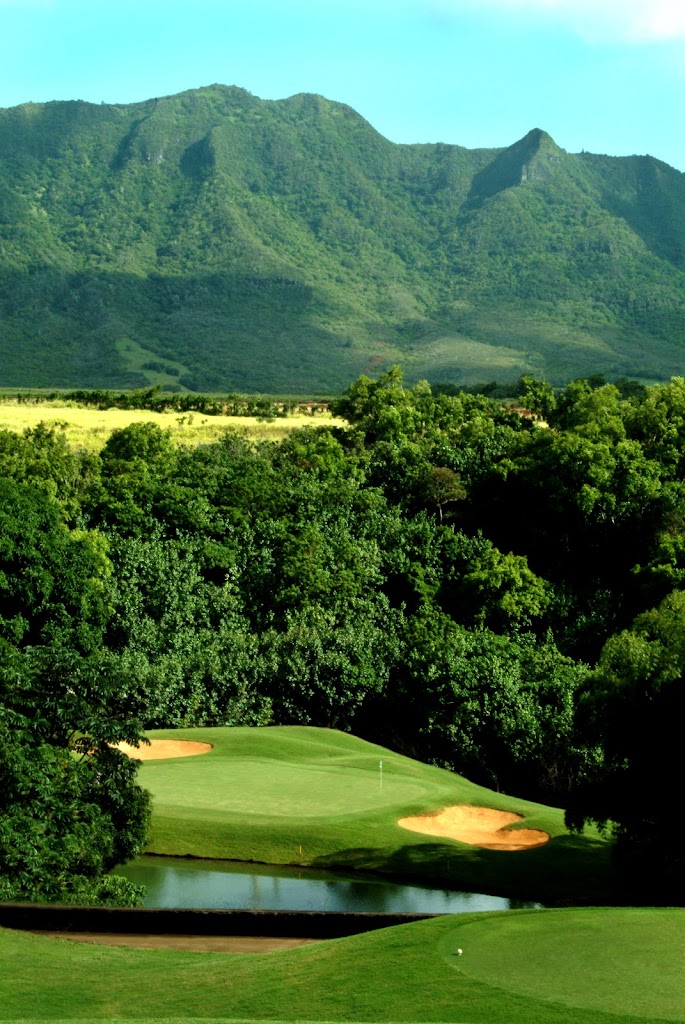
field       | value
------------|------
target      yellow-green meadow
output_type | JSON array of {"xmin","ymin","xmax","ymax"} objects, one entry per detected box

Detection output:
[{"xmin": 0, "ymin": 400, "xmax": 344, "ymax": 451}]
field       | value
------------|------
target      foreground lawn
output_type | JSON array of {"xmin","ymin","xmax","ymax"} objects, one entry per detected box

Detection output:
[
  {"xmin": 138, "ymin": 726, "xmax": 612, "ymax": 904},
  {"xmin": 2, "ymin": 907, "xmax": 684, "ymax": 1023}
]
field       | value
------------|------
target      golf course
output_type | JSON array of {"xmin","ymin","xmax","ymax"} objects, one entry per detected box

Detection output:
[
  {"xmin": 3, "ymin": 725, "xmax": 684, "ymax": 1023},
  {"xmin": 4, "ymin": 905, "xmax": 685, "ymax": 1023},
  {"xmin": 131, "ymin": 726, "xmax": 610, "ymax": 904}
]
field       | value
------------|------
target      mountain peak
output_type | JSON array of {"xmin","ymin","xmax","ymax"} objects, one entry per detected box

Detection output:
[
  {"xmin": 1, "ymin": 88, "xmax": 683, "ymax": 391},
  {"xmin": 468, "ymin": 128, "xmax": 567, "ymax": 204},
  {"xmin": 504, "ymin": 127, "xmax": 565, "ymax": 167},
  {"xmin": 521, "ymin": 127, "xmax": 556, "ymax": 146}
]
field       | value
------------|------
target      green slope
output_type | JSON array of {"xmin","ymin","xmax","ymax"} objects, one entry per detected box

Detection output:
[
  {"xmin": 2, "ymin": 908, "xmax": 685, "ymax": 1023},
  {"xmin": 137, "ymin": 726, "xmax": 612, "ymax": 905},
  {"xmin": 1, "ymin": 86, "xmax": 684, "ymax": 390}
]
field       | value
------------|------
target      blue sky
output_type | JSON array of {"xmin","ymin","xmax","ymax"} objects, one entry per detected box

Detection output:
[{"xmin": 1, "ymin": 0, "xmax": 684, "ymax": 170}]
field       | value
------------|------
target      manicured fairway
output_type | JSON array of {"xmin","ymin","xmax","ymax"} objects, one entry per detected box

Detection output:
[
  {"xmin": 135, "ymin": 726, "xmax": 612, "ymax": 904},
  {"xmin": 443, "ymin": 907, "xmax": 685, "ymax": 1019},
  {"xmin": 2, "ymin": 908, "xmax": 684, "ymax": 1023}
]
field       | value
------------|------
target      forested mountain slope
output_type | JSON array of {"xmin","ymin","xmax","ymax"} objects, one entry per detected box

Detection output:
[{"xmin": 1, "ymin": 85, "xmax": 684, "ymax": 390}]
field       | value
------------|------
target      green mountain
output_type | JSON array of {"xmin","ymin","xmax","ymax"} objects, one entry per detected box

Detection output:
[{"xmin": 1, "ymin": 85, "xmax": 684, "ymax": 391}]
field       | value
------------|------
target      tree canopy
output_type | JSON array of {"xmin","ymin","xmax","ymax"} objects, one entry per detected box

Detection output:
[
  {"xmin": 4, "ymin": 369, "xmax": 685, "ymax": 899},
  {"xmin": 0, "ymin": 477, "xmax": 149, "ymax": 904}
]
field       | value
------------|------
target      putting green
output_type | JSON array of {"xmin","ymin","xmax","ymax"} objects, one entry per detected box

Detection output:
[
  {"xmin": 133, "ymin": 725, "xmax": 612, "ymax": 904},
  {"xmin": 149, "ymin": 757, "xmax": 429, "ymax": 817},
  {"xmin": 441, "ymin": 907, "xmax": 685, "ymax": 1020}
]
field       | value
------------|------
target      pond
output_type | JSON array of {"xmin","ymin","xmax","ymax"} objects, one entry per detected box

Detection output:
[{"xmin": 117, "ymin": 855, "xmax": 542, "ymax": 914}]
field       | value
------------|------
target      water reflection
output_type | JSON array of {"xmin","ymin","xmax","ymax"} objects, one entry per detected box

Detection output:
[{"xmin": 117, "ymin": 856, "xmax": 542, "ymax": 914}]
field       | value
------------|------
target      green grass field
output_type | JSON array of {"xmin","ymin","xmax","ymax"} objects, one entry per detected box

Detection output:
[
  {"xmin": 3, "ymin": 907, "xmax": 684, "ymax": 1023},
  {"xmin": 139, "ymin": 726, "xmax": 612, "ymax": 905},
  {"xmin": 3, "ymin": 726, "xmax": 682, "ymax": 1024},
  {"xmin": 0, "ymin": 401, "xmax": 344, "ymax": 450}
]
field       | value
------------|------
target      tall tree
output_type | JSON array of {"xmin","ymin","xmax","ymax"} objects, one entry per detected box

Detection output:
[
  {"xmin": 0, "ymin": 478, "xmax": 150, "ymax": 904},
  {"xmin": 567, "ymin": 590, "xmax": 685, "ymax": 898}
]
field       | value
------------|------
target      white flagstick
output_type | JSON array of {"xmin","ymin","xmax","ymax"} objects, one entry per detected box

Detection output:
[{"xmin": 379, "ymin": 759, "xmax": 383, "ymax": 790}]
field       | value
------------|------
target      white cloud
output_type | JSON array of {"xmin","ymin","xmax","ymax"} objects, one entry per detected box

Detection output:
[{"xmin": 426, "ymin": 0, "xmax": 685, "ymax": 43}]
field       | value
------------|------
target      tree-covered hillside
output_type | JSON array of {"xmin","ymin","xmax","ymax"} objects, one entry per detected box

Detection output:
[
  {"xmin": 1, "ymin": 85, "xmax": 684, "ymax": 391},
  {"xmin": 4, "ymin": 370, "xmax": 685, "ymax": 899}
]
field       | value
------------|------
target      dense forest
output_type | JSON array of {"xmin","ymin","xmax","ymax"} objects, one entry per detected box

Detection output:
[
  {"xmin": 1, "ymin": 85, "xmax": 685, "ymax": 391},
  {"xmin": 3, "ymin": 370, "xmax": 685, "ymax": 903}
]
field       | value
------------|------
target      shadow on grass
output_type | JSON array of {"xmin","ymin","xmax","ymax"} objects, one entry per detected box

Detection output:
[{"xmin": 310, "ymin": 833, "xmax": 618, "ymax": 908}]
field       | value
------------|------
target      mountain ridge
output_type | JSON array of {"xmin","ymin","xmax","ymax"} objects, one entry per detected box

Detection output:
[{"xmin": 0, "ymin": 85, "xmax": 683, "ymax": 391}]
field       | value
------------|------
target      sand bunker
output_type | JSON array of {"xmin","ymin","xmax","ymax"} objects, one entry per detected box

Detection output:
[
  {"xmin": 398, "ymin": 805, "xmax": 550, "ymax": 851},
  {"xmin": 115, "ymin": 739, "xmax": 213, "ymax": 760}
]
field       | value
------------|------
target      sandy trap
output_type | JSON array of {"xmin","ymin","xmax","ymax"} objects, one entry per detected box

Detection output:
[
  {"xmin": 115, "ymin": 739, "xmax": 213, "ymax": 760},
  {"xmin": 398, "ymin": 805, "xmax": 550, "ymax": 851}
]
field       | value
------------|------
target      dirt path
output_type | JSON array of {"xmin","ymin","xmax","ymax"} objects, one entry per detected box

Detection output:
[{"xmin": 32, "ymin": 931, "xmax": 320, "ymax": 953}]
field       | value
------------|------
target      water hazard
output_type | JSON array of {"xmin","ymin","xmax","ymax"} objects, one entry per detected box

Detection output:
[{"xmin": 117, "ymin": 855, "xmax": 542, "ymax": 914}]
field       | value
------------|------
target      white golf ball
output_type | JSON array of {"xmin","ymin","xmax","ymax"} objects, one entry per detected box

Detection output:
[{"xmin": 456, "ymin": 948, "xmax": 463, "ymax": 956}]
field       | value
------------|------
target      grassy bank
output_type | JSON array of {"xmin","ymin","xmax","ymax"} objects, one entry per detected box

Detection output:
[{"xmin": 3, "ymin": 907, "xmax": 684, "ymax": 1023}]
